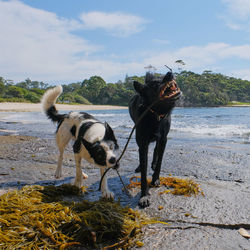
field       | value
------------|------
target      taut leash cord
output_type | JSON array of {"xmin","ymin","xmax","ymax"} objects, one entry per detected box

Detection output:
[{"xmin": 98, "ymin": 98, "xmax": 160, "ymax": 194}]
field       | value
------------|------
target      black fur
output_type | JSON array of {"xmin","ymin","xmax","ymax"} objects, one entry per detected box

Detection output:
[
  {"xmin": 79, "ymin": 112, "xmax": 95, "ymax": 119},
  {"xmin": 104, "ymin": 122, "xmax": 119, "ymax": 150},
  {"xmin": 46, "ymin": 106, "xmax": 67, "ymax": 133},
  {"xmin": 72, "ymin": 121, "xmax": 116, "ymax": 166},
  {"xmin": 81, "ymin": 139, "xmax": 106, "ymax": 166},
  {"xmin": 70, "ymin": 125, "xmax": 76, "ymax": 137},
  {"xmin": 129, "ymin": 71, "xmax": 181, "ymax": 208},
  {"xmin": 46, "ymin": 106, "xmax": 65, "ymax": 123},
  {"xmin": 73, "ymin": 121, "xmax": 100, "ymax": 153}
]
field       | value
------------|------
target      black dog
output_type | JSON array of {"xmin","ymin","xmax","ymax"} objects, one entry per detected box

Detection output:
[{"xmin": 129, "ymin": 71, "xmax": 181, "ymax": 208}]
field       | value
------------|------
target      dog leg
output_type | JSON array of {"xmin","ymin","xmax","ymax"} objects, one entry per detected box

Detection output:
[
  {"xmin": 151, "ymin": 137, "xmax": 167, "ymax": 186},
  {"xmin": 55, "ymin": 148, "xmax": 64, "ymax": 179},
  {"xmin": 138, "ymin": 144, "xmax": 150, "ymax": 208},
  {"xmin": 100, "ymin": 168, "xmax": 114, "ymax": 199},
  {"xmin": 151, "ymin": 142, "xmax": 160, "ymax": 171},
  {"xmin": 135, "ymin": 162, "xmax": 141, "ymax": 173},
  {"xmin": 55, "ymin": 130, "xmax": 71, "ymax": 179},
  {"xmin": 74, "ymin": 153, "xmax": 83, "ymax": 188},
  {"xmin": 135, "ymin": 165, "xmax": 141, "ymax": 172}
]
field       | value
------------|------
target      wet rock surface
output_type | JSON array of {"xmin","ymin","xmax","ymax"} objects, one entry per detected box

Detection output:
[{"xmin": 0, "ymin": 135, "xmax": 249, "ymax": 249}]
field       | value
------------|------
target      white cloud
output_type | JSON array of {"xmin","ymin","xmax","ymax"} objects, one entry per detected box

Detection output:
[
  {"xmin": 80, "ymin": 11, "xmax": 148, "ymax": 37},
  {"xmin": 221, "ymin": 0, "xmax": 250, "ymax": 31},
  {"xmin": 1, "ymin": 0, "xmax": 250, "ymax": 84},
  {"xmin": 222, "ymin": 0, "xmax": 250, "ymax": 19},
  {"xmin": 0, "ymin": 1, "xmax": 148, "ymax": 83},
  {"xmin": 233, "ymin": 68, "xmax": 250, "ymax": 80},
  {"xmin": 0, "ymin": 0, "xmax": 120, "ymax": 82},
  {"xmin": 141, "ymin": 43, "xmax": 250, "ymax": 78}
]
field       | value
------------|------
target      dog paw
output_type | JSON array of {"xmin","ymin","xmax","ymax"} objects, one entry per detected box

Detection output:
[
  {"xmin": 138, "ymin": 196, "xmax": 150, "ymax": 208},
  {"xmin": 102, "ymin": 190, "xmax": 114, "ymax": 199},
  {"xmin": 135, "ymin": 165, "xmax": 141, "ymax": 173},
  {"xmin": 151, "ymin": 179, "xmax": 160, "ymax": 187},
  {"xmin": 82, "ymin": 172, "xmax": 88, "ymax": 179},
  {"xmin": 54, "ymin": 170, "xmax": 62, "ymax": 179}
]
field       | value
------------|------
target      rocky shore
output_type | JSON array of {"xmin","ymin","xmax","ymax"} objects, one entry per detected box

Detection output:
[{"xmin": 0, "ymin": 134, "xmax": 249, "ymax": 249}]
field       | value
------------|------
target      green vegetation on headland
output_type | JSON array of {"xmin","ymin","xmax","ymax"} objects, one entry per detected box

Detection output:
[{"xmin": 0, "ymin": 70, "xmax": 249, "ymax": 107}]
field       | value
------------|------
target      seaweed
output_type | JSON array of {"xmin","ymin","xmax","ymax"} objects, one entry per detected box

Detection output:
[
  {"xmin": 0, "ymin": 185, "xmax": 78, "ymax": 249},
  {"xmin": 127, "ymin": 175, "xmax": 204, "ymax": 196},
  {"xmin": 0, "ymin": 184, "xmax": 163, "ymax": 249},
  {"xmin": 40, "ymin": 184, "xmax": 83, "ymax": 202}
]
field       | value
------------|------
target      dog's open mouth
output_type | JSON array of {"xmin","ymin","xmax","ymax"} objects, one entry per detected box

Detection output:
[{"xmin": 159, "ymin": 80, "xmax": 181, "ymax": 100}]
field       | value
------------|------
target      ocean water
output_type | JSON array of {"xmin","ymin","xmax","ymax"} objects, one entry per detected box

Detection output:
[{"xmin": 0, "ymin": 107, "xmax": 249, "ymax": 147}]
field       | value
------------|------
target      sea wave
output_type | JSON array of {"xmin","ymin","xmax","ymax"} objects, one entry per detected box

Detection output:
[
  {"xmin": 0, "ymin": 107, "xmax": 249, "ymax": 143},
  {"xmin": 171, "ymin": 123, "xmax": 250, "ymax": 138},
  {"xmin": 93, "ymin": 113, "xmax": 127, "ymax": 118}
]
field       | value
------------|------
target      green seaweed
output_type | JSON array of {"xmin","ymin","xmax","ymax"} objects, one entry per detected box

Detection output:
[
  {"xmin": 0, "ymin": 184, "xmax": 160, "ymax": 249},
  {"xmin": 40, "ymin": 184, "xmax": 82, "ymax": 202}
]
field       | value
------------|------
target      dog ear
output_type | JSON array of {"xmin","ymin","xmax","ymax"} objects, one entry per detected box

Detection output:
[
  {"xmin": 114, "ymin": 142, "xmax": 119, "ymax": 150},
  {"xmin": 133, "ymin": 81, "xmax": 144, "ymax": 95},
  {"xmin": 162, "ymin": 71, "xmax": 174, "ymax": 83},
  {"xmin": 104, "ymin": 122, "xmax": 119, "ymax": 149}
]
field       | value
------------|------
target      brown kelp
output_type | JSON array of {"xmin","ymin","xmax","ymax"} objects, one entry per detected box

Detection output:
[
  {"xmin": 127, "ymin": 176, "xmax": 204, "ymax": 196},
  {"xmin": 0, "ymin": 184, "xmax": 164, "ymax": 249}
]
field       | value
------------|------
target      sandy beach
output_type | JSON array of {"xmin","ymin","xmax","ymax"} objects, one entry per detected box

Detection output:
[
  {"xmin": 0, "ymin": 133, "xmax": 249, "ymax": 249},
  {"xmin": 0, "ymin": 102, "xmax": 249, "ymax": 113},
  {"xmin": 0, "ymin": 102, "xmax": 127, "ymax": 112}
]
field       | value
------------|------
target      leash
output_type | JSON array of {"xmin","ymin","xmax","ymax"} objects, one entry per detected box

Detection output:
[
  {"xmin": 98, "ymin": 98, "xmax": 161, "ymax": 195},
  {"xmin": 98, "ymin": 65, "xmax": 174, "ymax": 195}
]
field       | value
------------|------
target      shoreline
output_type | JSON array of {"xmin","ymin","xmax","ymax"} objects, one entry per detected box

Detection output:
[
  {"xmin": 227, "ymin": 104, "xmax": 250, "ymax": 107},
  {"xmin": 0, "ymin": 102, "xmax": 249, "ymax": 113},
  {"xmin": 0, "ymin": 102, "xmax": 128, "ymax": 112}
]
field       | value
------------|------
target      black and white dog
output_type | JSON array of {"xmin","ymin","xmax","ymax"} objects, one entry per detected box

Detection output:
[
  {"xmin": 41, "ymin": 86, "xmax": 119, "ymax": 198},
  {"xmin": 129, "ymin": 71, "xmax": 181, "ymax": 207}
]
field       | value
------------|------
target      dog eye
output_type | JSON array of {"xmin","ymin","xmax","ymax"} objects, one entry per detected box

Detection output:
[{"xmin": 109, "ymin": 144, "xmax": 114, "ymax": 150}]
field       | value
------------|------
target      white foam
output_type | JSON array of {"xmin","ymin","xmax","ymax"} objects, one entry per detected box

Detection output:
[
  {"xmin": 0, "ymin": 112, "xmax": 48, "ymax": 124},
  {"xmin": 172, "ymin": 122, "xmax": 250, "ymax": 137},
  {"xmin": 0, "ymin": 129, "xmax": 18, "ymax": 134}
]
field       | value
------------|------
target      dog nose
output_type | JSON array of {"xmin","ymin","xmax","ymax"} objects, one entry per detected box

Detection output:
[{"xmin": 109, "ymin": 157, "xmax": 116, "ymax": 164}]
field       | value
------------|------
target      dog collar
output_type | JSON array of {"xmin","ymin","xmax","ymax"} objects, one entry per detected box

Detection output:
[
  {"xmin": 149, "ymin": 108, "xmax": 167, "ymax": 121},
  {"xmin": 139, "ymin": 103, "xmax": 167, "ymax": 121}
]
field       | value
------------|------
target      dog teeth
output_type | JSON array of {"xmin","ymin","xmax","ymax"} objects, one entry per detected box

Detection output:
[{"xmin": 159, "ymin": 80, "xmax": 180, "ymax": 99}]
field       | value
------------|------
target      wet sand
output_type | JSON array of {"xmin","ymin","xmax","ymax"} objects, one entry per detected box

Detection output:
[
  {"xmin": 0, "ymin": 102, "xmax": 127, "ymax": 112},
  {"xmin": 0, "ymin": 135, "xmax": 249, "ymax": 249}
]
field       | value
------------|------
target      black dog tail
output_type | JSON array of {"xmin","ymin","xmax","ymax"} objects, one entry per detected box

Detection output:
[{"xmin": 41, "ymin": 85, "xmax": 64, "ymax": 123}]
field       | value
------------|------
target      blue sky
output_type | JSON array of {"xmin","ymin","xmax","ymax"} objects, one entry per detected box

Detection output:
[{"xmin": 1, "ymin": 0, "xmax": 250, "ymax": 84}]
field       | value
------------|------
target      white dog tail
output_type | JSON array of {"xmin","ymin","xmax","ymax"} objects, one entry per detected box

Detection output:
[{"xmin": 41, "ymin": 85, "xmax": 64, "ymax": 122}]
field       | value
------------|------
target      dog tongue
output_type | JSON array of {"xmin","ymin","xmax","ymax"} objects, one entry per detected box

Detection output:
[{"xmin": 171, "ymin": 84, "xmax": 176, "ymax": 91}]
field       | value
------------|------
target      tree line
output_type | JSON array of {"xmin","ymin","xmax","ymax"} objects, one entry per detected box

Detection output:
[{"xmin": 0, "ymin": 71, "xmax": 249, "ymax": 107}]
